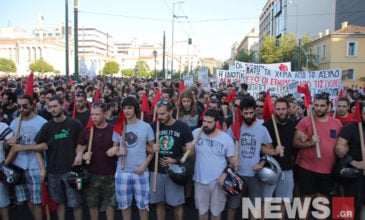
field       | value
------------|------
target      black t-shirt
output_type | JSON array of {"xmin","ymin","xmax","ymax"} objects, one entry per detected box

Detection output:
[
  {"xmin": 263, "ymin": 118, "xmax": 296, "ymax": 170},
  {"xmin": 2, "ymin": 105, "xmax": 18, "ymax": 120},
  {"xmin": 68, "ymin": 109, "xmax": 90, "ymax": 128},
  {"xmin": 149, "ymin": 120, "xmax": 194, "ymax": 174},
  {"xmin": 38, "ymin": 108, "xmax": 53, "ymax": 121},
  {"xmin": 339, "ymin": 122, "xmax": 363, "ymax": 161},
  {"xmin": 35, "ymin": 117, "xmax": 83, "ymax": 174}
]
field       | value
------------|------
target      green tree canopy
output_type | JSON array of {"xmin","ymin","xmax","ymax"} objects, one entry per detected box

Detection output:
[
  {"xmin": 235, "ymin": 49, "xmax": 257, "ymax": 63},
  {"xmin": 0, "ymin": 58, "xmax": 17, "ymax": 73},
  {"xmin": 29, "ymin": 59, "xmax": 55, "ymax": 73},
  {"xmin": 102, "ymin": 61, "xmax": 120, "ymax": 75},
  {"xmin": 121, "ymin": 69, "xmax": 134, "ymax": 77},
  {"xmin": 134, "ymin": 61, "xmax": 151, "ymax": 78}
]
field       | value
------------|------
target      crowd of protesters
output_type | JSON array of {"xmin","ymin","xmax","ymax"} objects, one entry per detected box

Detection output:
[{"xmin": 0, "ymin": 74, "xmax": 365, "ymax": 220}]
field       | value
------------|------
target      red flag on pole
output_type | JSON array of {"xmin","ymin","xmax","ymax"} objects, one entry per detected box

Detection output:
[
  {"xmin": 231, "ymin": 106, "xmax": 243, "ymax": 141},
  {"xmin": 177, "ymin": 80, "xmax": 186, "ymax": 100},
  {"xmin": 199, "ymin": 100, "xmax": 210, "ymax": 121},
  {"xmin": 224, "ymin": 89, "xmax": 236, "ymax": 103},
  {"xmin": 25, "ymin": 72, "xmax": 34, "ymax": 97},
  {"xmin": 41, "ymin": 182, "xmax": 57, "ymax": 216},
  {"xmin": 86, "ymin": 116, "xmax": 94, "ymax": 132},
  {"xmin": 263, "ymin": 90, "xmax": 274, "ymax": 121},
  {"xmin": 338, "ymin": 89, "xmax": 343, "ymax": 99},
  {"xmin": 152, "ymin": 89, "xmax": 161, "ymax": 114},
  {"xmin": 353, "ymin": 102, "xmax": 362, "ymax": 123},
  {"xmin": 297, "ymin": 84, "xmax": 312, "ymax": 108},
  {"xmin": 72, "ymin": 98, "xmax": 76, "ymax": 119},
  {"xmin": 69, "ymin": 78, "xmax": 74, "ymax": 85},
  {"xmin": 141, "ymin": 93, "xmax": 151, "ymax": 114},
  {"xmin": 94, "ymin": 89, "xmax": 100, "ymax": 103},
  {"xmin": 113, "ymin": 110, "xmax": 127, "ymax": 135}
]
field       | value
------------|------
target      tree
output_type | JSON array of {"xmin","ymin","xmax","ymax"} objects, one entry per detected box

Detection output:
[
  {"xmin": 134, "ymin": 61, "xmax": 151, "ymax": 78},
  {"xmin": 29, "ymin": 59, "xmax": 55, "ymax": 73},
  {"xmin": 102, "ymin": 61, "xmax": 119, "ymax": 75},
  {"xmin": 0, "ymin": 58, "xmax": 17, "ymax": 73},
  {"xmin": 235, "ymin": 49, "xmax": 257, "ymax": 63},
  {"xmin": 121, "ymin": 69, "xmax": 134, "ymax": 77}
]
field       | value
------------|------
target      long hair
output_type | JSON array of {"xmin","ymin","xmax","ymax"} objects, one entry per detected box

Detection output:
[{"xmin": 178, "ymin": 89, "xmax": 197, "ymax": 117}]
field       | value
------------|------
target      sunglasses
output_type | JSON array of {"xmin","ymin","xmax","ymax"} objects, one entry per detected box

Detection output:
[
  {"xmin": 19, "ymin": 104, "xmax": 30, "ymax": 109},
  {"xmin": 75, "ymin": 92, "xmax": 86, "ymax": 97},
  {"xmin": 92, "ymin": 102, "xmax": 105, "ymax": 108},
  {"xmin": 157, "ymin": 99, "xmax": 173, "ymax": 108},
  {"xmin": 210, "ymin": 98, "xmax": 220, "ymax": 104},
  {"xmin": 256, "ymin": 105, "xmax": 264, "ymax": 108}
]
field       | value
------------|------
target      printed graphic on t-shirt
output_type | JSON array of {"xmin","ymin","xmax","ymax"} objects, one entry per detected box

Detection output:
[
  {"xmin": 240, "ymin": 132, "xmax": 256, "ymax": 158},
  {"xmin": 197, "ymin": 137, "xmax": 225, "ymax": 154},
  {"xmin": 125, "ymin": 131, "xmax": 138, "ymax": 148},
  {"xmin": 159, "ymin": 135, "xmax": 174, "ymax": 154},
  {"xmin": 54, "ymin": 129, "xmax": 70, "ymax": 140}
]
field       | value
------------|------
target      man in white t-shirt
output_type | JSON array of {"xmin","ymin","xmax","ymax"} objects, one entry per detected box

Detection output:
[{"xmin": 193, "ymin": 109, "xmax": 237, "ymax": 220}]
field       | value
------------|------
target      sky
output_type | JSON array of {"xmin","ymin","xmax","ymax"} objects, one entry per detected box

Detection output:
[{"xmin": 0, "ymin": 0, "xmax": 266, "ymax": 61}]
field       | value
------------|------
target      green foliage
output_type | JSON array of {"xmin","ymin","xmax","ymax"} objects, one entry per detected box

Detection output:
[
  {"xmin": 0, "ymin": 58, "xmax": 17, "ymax": 73},
  {"xmin": 134, "ymin": 61, "xmax": 151, "ymax": 78},
  {"xmin": 102, "ymin": 61, "xmax": 120, "ymax": 75},
  {"xmin": 259, "ymin": 33, "xmax": 317, "ymax": 70},
  {"xmin": 29, "ymin": 59, "xmax": 54, "ymax": 73},
  {"xmin": 221, "ymin": 62, "xmax": 229, "ymax": 70},
  {"xmin": 121, "ymin": 69, "xmax": 134, "ymax": 77},
  {"xmin": 235, "ymin": 49, "xmax": 257, "ymax": 63}
]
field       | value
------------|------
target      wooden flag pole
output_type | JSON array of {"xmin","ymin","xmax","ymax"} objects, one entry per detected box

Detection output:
[
  {"xmin": 85, "ymin": 127, "xmax": 94, "ymax": 164},
  {"xmin": 308, "ymin": 104, "xmax": 321, "ymax": 159},
  {"xmin": 121, "ymin": 122, "xmax": 126, "ymax": 170},
  {"xmin": 271, "ymin": 115, "xmax": 284, "ymax": 157},
  {"xmin": 153, "ymin": 121, "xmax": 160, "ymax": 192},
  {"xmin": 180, "ymin": 127, "xmax": 204, "ymax": 163}
]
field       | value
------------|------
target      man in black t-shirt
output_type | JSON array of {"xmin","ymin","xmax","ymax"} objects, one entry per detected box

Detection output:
[
  {"xmin": 35, "ymin": 96, "xmax": 83, "ymax": 220},
  {"xmin": 67, "ymin": 91, "xmax": 90, "ymax": 128},
  {"xmin": 335, "ymin": 103, "xmax": 365, "ymax": 220},
  {"xmin": 149, "ymin": 99, "xmax": 194, "ymax": 220}
]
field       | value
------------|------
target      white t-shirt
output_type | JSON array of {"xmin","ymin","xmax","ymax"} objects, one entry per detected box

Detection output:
[
  {"xmin": 0, "ymin": 122, "xmax": 13, "ymax": 162},
  {"xmin": 193, "ymin": 129, "xmax": 235, "ymax": 184},
  {"xmin": 112, "ymin": 120, "xmax": 155, "ymax": 173}
]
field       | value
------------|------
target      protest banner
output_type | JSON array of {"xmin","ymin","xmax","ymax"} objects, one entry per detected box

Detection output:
[
  {"xmin": 183, "ymin": 75, "xmax": 194, "ymax": 88},
  {"xmin": 198, "ymin": 67, "xmax": 209, "ymax": 82},
  {"xmin": 234, "ymin": 61, "xmax": 291, "ymax": 72}
]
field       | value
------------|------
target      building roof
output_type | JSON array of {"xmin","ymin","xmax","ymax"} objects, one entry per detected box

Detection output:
[{"xmin": 335, "ymin": 24, "xmax": 365, "ymax": 34}]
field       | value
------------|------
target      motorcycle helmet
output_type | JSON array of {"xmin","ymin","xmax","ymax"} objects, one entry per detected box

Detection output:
[
  {"xmin": 222, "ymin": 167, "xmax": 246, "ymax": 196},
  {"xmin": 66, "ymin": 165, "xmax": 90, "ymax": 190},
  {"xmin": 256, "ymin": 155, "xmax": 282, "ymax": 185},
  {"xmin": 333, "ymin": 154, "xmax": 362, "ymax": 181}
]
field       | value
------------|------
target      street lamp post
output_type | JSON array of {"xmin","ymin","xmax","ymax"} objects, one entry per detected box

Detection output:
[
  {"xmin": 153, "ymin": 50, "xmax": 157, "ymax": 79},
  {"xmin": 171, "ymin": 1, "xmax": 185, "ymax": 78}
]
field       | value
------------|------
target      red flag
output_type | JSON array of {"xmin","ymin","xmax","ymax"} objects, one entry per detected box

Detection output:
[
  {"xmin": 69, "ymin": 78, "xmax": 74, "ymax": 84},
  {"xmin": 338, "ymin": 89, "xmax": 343, "ymax": 98},
  {"xmin": 41, "ymin": 182, "xmax": 57, "ymax": 216},
  {"xmin": 231, "ymin": 106, "xmax": 243, "ymax": 141},
  {"xmin": 72, "ymin": 98, "xmax": 76, "ymax": 119},
  {"xmin": 86, "ymin": 116, "xmax": 94, "ymax": 131},
  {"xmin": 141, "ymin": 93, "xmax": 151, "ymax": 114},
  {"xmin": 177, "ymin": 80, "xmax": 186, "ymax": 100},
  {"xmin": 152, "ymin": 89, "xmax": 162, "ymax": 114},
  {"xmin": 353, "ymin": 102, "xmax": 362, "ymax": 123},
  {"xmin": 297, "ymin": 84, "xmax": 312, "ymax": 108},
  {"xmin": 94, "ymin": 89, "xmax": 100, "ymax": 103},
  {"xmin": 199, "ymin": 100, "xmax": 210, "ymax": 121},
  {"xmin": 216, "ymin": 121, "xmax": 222, "ymax": 130},
  {"xmin": 113, "ymin": 110, "xmax": 127, "ymax": 135},
  {"xmin": 25, "ymin": 72, "xmax": 34, "ymax": 97},
  {"xmin": 263, "ymin": 90, "xmax": 274, "ymax": 121},
  {"xmin": 224, "ymin": 89, "xmax": 236, "ymax": 103}
]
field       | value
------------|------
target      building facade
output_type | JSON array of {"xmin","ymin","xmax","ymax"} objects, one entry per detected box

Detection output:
[{"xmin": 311, "ymin": 22, "xmax": 365, "ymax": 86}]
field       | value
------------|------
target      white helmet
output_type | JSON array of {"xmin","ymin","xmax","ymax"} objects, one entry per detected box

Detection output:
[{"xmin": 256, "ymin": 155, "xmax": 282, "ymax": 185}]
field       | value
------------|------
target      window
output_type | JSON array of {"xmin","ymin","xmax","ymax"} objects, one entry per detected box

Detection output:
[
  {"xmin": 322, "ymin": 44, "xmax": 326, "ymax": 58},
  {"xmin": 347, "ymin": 41, "xmax": 358, "ymax": 56},
  {"xmin": 347, "ymin": 69, "xmax": 355, "ymax": 80},
  {"xmin": 315, "ymin": 46, "xmax": 320, "ymax": 64}
]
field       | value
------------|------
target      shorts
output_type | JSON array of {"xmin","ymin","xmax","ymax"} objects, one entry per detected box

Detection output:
[
  {"xmin": 194, "ymin": 181, "xmax": 226, "ymax": 216},
  {"xmin": 115, "ymin": 171, "xmax": 150, "ymax": 210},
  {"xmin": 296, "ymin": 166, "xmax": 334, "ymax": 196},
  {"xmin": 47, "ymin": 173, "xmax": 83, "ymax": 207},
  {"xmin": 273, "ymin": 170, "xmax": 294, "ymax": 202},
  {"xmin": 227, "ymin": 175, "xmax": 276, "ymax": 209},
  {"xmin": 14, "ymin": 169, "xmax": 42, "ymax": 204},
  {"xmin": 149, "ymin": 173, "xmax": 185, "ymax": 206},
  {"xmin": 84, "ymin": 174, "xmax": 116, "ymax": 207},
  {"xmin": 0, "ymin": 182, "xmax": 10, "ymax": 207}
]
